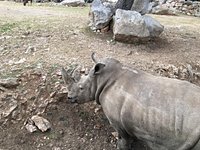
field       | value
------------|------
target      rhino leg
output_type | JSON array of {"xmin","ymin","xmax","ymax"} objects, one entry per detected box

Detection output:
[
  {"xmin": 177, "ymin": 126, "xmax": 200, "ymax": 150},
  {"xmin": 117, "ymin": 136, "xmax": 134, "ymax": 150},
  {"xmin": 113, "ymin": 127, "xmax": 134, "ymax": 150}
]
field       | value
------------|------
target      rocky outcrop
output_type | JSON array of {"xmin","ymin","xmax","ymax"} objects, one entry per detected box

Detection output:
[
  {"xmin": 113, "ymin": 9, "xmax": 164, "ymax": 42},
  {"xmin": 88, "ymin": 0, "xmax": 164, "ymax": 42},
  {"xmin": 150, "ymin": 0, "xmax": 200, "ymax": 17}
]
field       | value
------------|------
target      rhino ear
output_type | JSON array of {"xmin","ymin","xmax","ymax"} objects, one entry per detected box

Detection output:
[
  {"xmin": 72, "ymin": 67, "xmax": 81, "ymax": 82},
  {"xmin": 94, "ymin": 63, "xmax": 105, "ymax": 75},
  {"xmin": 61, "ymin": 68, "xmax": 75, "ymax": 85}
]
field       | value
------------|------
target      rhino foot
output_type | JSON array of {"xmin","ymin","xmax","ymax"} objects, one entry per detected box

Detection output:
[{"xmin": 117, "ymin": 138, "xmax": 133, "ymax": 150}]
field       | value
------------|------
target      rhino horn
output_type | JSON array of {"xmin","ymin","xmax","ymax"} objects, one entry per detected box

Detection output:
[
  {"xmin": 91, "ymin": 52, "xmax": 98, "ymax": 63},
  {"xmin": 61, "ymin": 68, "xmax": 75, "ymax": 85}
]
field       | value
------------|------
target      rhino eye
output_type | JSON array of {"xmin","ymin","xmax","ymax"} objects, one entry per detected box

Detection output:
[{"xmin": 79, "ymin": 85, "xmax": 83, "ymax": 90}]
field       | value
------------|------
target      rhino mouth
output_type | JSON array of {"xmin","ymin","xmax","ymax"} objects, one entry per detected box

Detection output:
[{"xmin": 68, "ymin": 96, "xmax": 78, "ymax": 103}]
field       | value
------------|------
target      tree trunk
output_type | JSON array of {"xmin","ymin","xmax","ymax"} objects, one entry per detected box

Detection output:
[{"xmin": 115, "ymin": 0, "xmax": 134, "ymax": 11}]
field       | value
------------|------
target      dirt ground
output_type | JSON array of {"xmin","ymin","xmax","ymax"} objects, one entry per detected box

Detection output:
[{"xmin": 1, "ymin": 1, "xmax": 200, "ymax": 150}]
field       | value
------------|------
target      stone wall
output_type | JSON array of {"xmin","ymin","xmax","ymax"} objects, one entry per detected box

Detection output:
[
  {"xmin": 170, "ymin": 0, "xmax": 200, "ymax": 16},
  {"xmin": 158, "ymin": 0, "xmax": 200, "ymax": 17}
]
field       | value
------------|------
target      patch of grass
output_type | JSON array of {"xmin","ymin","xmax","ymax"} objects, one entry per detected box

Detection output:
[
  {"xmin": 0, "ymin": 69, "xmax": 22, "ymax": 79},
  {"xmin": 0, "ymin": 20, "xmax": 40, "ymax": 34},
  {"xmin": 0, "ymin": 22, "xmax": 18, "ymax": 33},
  {"xmin": 152, "ymin": 14, "xmax": 200, "ymax": 27},
  {"xmin": 45, "ymin": 4, "xmax": 90, "ymax": 15}
]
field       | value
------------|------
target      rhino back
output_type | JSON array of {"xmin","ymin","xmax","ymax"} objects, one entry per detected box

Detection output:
[{"xmin": 99, "ymin": 68, "xmax": 200, "ymax": 149}]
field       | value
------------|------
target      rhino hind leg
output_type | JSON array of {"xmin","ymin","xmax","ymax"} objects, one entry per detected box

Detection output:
[{"xmin": 177, "ymin": 126, "xmax": 200, "ymax": 150}]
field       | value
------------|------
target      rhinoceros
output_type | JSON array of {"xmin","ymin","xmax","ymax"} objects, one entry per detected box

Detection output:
[{"xmin": 62, "ymin": 53, "xmax": 200, "ymax": 150}]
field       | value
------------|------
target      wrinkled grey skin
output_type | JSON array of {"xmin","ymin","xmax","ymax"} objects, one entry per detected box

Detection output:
[{"xmin": 62, "ymin": 54, "xmax": 200, "ymax": 150}]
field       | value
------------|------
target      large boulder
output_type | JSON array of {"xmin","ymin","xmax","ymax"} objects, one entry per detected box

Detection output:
[
  {"xmin": 89, "ymin": 0, "xmax": 115, "ymax": 30},
  {"xmin": 113, "ymin": 9, "xmax": 164, "ymax": 42},
  {"xmin": 143, "ymin": 15, "xmax": 164, "ymax": 37},
  {"xmin": 131, "ymin": 0, "xmax": 150, "ymax": 15}
]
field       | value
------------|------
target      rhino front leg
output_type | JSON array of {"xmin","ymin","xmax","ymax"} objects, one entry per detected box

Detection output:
[
  {"xmin": 114, "ymin": 127, "xmax": 134, "ymax": 150},
  {"xmin": 117, "ymin": 136, "xmax": 133, "ymax": 150}
]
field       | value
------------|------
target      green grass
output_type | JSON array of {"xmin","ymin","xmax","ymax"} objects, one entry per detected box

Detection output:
[
  {"xmin": 0, "ymin": 22, "xmax": 18, "ymax": 33},
  {"xmin": 0, "ymin": 18, "xmax": 54, "ymax": 34}
]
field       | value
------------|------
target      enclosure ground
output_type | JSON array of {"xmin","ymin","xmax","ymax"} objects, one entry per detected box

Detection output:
[{"xmin": 1, "ymin": 1, "xmax": 200, "ymax": 150}]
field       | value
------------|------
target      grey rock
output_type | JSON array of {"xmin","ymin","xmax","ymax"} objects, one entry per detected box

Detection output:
[
  {"xmin": 25, "ymin": 119, "xmax": 38, "ymax": 133},
  {"xmin": 147, "ymin": 1, "xmax": 159, "ymax": 13},
  {"xmin": 159, "ymin": 0, "xmax": 167, "ymax": 5},
  {"xmin": 60, "ymin": 0, "xmax": 85, "ymax": 6},
  {"xmin": 0, "ymin": 46, "xmax": 4, "ymax": 51},
  {"xmin": 31, "ymin": 115, "xmax": 51, "ymax": 132},
  {"xmin": 113, "ymin": 9, "xmax": 149, "ymax": 42},
  {"xmin": 25, "ymin": 124, "xmax": 38, "ymax": 133},
  {"xmin": 195, "ymin": 11, "xmax": 200, "ymax": 17},
  {"xmin": 151, "ymin": 4, "xmax": 177, "ymax": 15},
  {"xmin": 0, "ymin": 78, "xmax": 19, "ymax": 89},
  {"xmin": 25, "ymin": 46, "xmax": 36, "ymax": 54},
  {"xmin": 2, "ymin": 102, "xmax": 18, "ymax": 118},
  {"xmin": 131, "ymin": 0, "xmax": 150, "ymax": 15},
  {"xmin": 89, "ymin": 0, "xmax": 115, "ymax": 30},
  {"xmin": 143, "ymin": 15, "xmax": 164, "ymax": 37},
  {"xmin": 0, "ymin": 96, "xmax": 18, "ymax": 119},
  {"xmin": 113, "ymin": 9, "xmax": 163, "ymax": 42}
]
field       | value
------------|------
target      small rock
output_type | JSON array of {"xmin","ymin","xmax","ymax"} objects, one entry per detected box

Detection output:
[
  {"xmin": 0, "ymin": 36, "xmax": 12, "ymax": 40},
  {"xmin": 56, "ymin": 70, "xmax": 62, "ymax": 76},
  {"xmin": 127, "ymin": 51, "xmax": 133, "ymax": 56},
  {"xmin": 59, "ymin": 129, "xmax": 64, "ymax": 135},
  {"xmin": 31, "ymin": 115, "xmax": 51, "ymax": 132},
  {"xmin": 25, "ymin": 122, "xmax": 38, "ymax": 133},
  {"xmin": 14, "ymin": 58, "xmax": 26, "ymax": 65},
  {"xmin": 1, "ymin": 100, "xmax": 18, "ymax": 118},
  {"xmin": 94, "ymin": 107, "xmax": 100, "ymax": 113},
  {"xmin": 60, "ymin": 0, "xmax": 85, "ymax": 6},
  {"xmin": 94, "ymin": 124, "xmax": 101, "ymax": 130},
  {"xmin": 25, "ymin": 46, "xmax": 36, "ymax": 54},
  {"xmin": 0, "ymin": 78, "xmax": 19, "ymax": 89},
  {"xmin": 0, "ymin": 86, "xmax": 7, "ymax": 92},
  {"xmin": 55, "ymin": 91, "xmax": 68, "ymax": 102},
  {"xmin": 111, "ymin": 132, "xmax": 118, "ymax": 139},
  {"xmin": 52, "ymin": 147, "xmax": 61, "ymax": 150},
  {"xmin": 50, "ymin": 91, "xmax": 57, "ymax": 98},
  {"xmin": 187, "ymin": 64, "xmax": 193, "ymax": 78}
]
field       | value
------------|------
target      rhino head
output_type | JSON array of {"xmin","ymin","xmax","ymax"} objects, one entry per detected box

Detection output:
[{"xmin": 61, "ymin": 53, "xmax": 106, "ymax": 104}]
